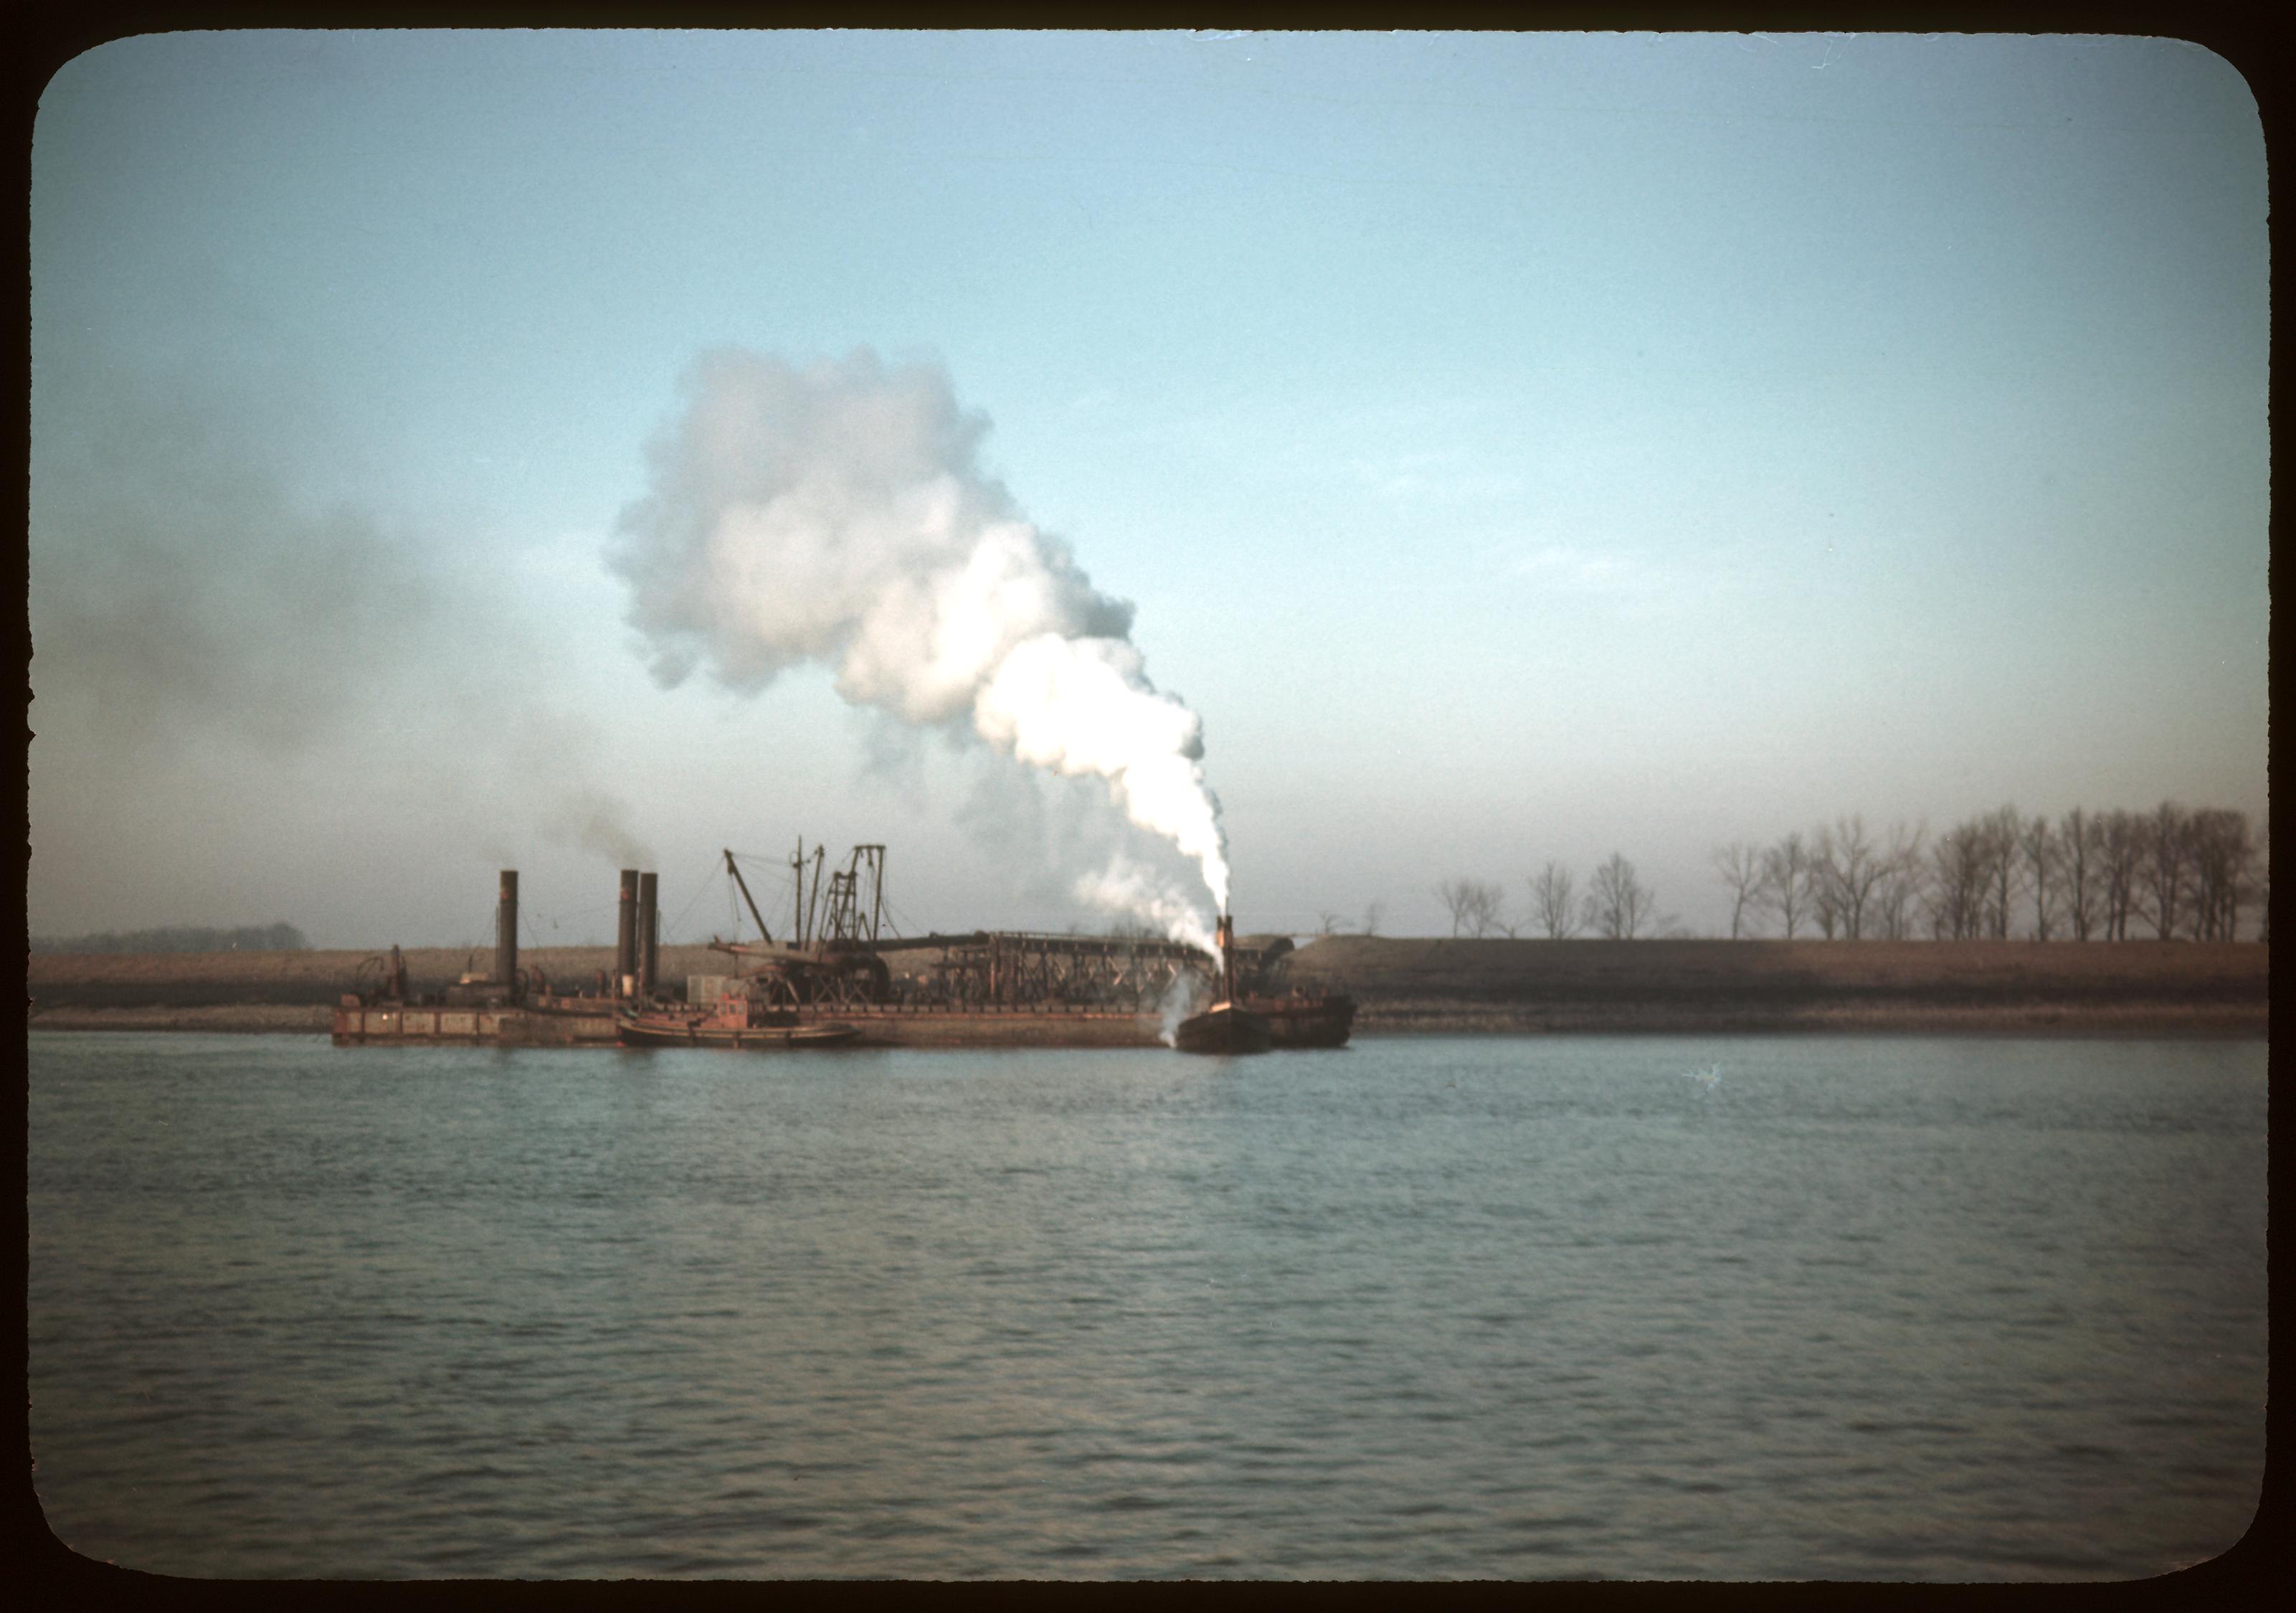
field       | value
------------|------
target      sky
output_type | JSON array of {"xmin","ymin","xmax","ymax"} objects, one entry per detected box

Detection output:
[{"xmin": 27, "ymin": 30, "xmax": 2269, "ymax": 947}]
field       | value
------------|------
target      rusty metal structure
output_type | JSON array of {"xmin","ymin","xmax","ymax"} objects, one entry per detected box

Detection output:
[
  {"xmin": 336, "ymin": 844, "xmax": 1352, "ymax": 1050},
  {"xmin": 820, "ymin": 843, "xmax": 887, "ymax": 947},
  {"xmin": 703, "ymin": 840, "xmax": 1238, "ymax": 1013},
  {"xmin": 338, "ymin": 864, "xmax": 652, "ymax": 1043},
  {"xmin": 919, "ymin": 930, "xmax": 1210, "ymax": 1010}
]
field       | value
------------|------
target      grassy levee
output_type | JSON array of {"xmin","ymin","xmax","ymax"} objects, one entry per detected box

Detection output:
[
  {"xmin": 1271, "ymin": 937, "xmax": 2269, "ymax": 1035},
  {"xmin": 27, "ymin": 945, "xmax": 734, "ymax": 1012},
  {"xmin": 27, "ymin": 937, "xmax": 2269, "ymax": 1036}
]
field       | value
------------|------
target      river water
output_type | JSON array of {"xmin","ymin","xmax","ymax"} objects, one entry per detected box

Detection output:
[{"xmin": 27, "ymin": 1031, "xmax": 2265, "ymax": 1581}]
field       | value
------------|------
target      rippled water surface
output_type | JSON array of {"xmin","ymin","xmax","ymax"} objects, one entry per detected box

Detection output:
[{"xmin": 29, "ymin": 1031, "xmax": 2265, "ymax": 1579}]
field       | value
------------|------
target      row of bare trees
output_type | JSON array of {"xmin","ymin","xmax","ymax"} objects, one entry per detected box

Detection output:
[
  {"xmin": 1714, "ymin": 804, "xmax": 2266, "ymax": 942},
  {"xmin": 1438, "ymin": 854, "xmax": 1669, "ymax": 940}
]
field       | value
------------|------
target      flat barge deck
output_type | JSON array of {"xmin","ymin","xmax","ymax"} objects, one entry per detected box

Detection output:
[{"xmin": 336, "ymin": 1001, "xmax": 1183, "ymax": 1050}]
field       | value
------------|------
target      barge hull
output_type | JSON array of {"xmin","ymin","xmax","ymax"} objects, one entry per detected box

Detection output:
[
  {"xmin": 333, "ymin": 1002, "xmax": 1356, "ymax": 1050},
  {"xmin": 332, "ymin": 1003, "xmax": 620, "ymax": 1047},
  {"xmin": 334, "ymin": 1001, "xmax": 1173, "ymax": 1049},
  {"xmin": 820, "ymin": 1008, "xmax": 1165, "ymax": 1049}
]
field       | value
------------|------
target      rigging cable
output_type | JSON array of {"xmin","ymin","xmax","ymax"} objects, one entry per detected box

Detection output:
[{"xmin": 661, "ymin": 854, "xmax": 719, "ymax": 946}]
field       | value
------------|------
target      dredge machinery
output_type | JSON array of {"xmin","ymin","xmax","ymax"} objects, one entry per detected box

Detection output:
[{"xmin": 334, "ymin": 841, "xmax": 1353, "ymax": 1052}]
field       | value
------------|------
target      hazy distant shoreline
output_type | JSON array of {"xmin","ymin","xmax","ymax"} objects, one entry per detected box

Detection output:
[
  {"xmin": 26, "ymin": 937, "xmax": 2266, "ymax": 1039},
  {"xmin": 1352, "ymin": 1004, "xmax": 2266, "ymax": 1038},
  {"xmin": 24, "ymin": 1006, "xmax": 2265, "ymax": 1039}
]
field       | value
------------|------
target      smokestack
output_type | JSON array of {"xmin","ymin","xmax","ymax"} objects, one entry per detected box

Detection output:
[
  {"xmin": 617, "ymin": 869, "xmax": 639, "ymax": 998},
  {"xmin": 497, "ymin": 870, "xmax": 519, "ymax": 1003},
  {"xmin": 637, "ymin": 871, "xmax": 658, "ymax": 1000}
]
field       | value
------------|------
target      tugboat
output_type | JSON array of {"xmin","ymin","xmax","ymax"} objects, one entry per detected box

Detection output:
[
  {"xmin": 617, "ymin": 990, "xmax": 861, "ymax": 1050},
  {"xmin": 1254, "ymin": 987, "xmax": 1357, "ymax": 1049},
  {"xmin": 1173, "ymin": 915, "xmax": 1273, "ymax": 1054}
]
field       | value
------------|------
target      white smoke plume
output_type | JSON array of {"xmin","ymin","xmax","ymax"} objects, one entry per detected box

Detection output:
[
  {"xmin": 1157, "ymin": 969, "xmax": 1209, "ymax": 1049},
  {"xmin": 611, "ymin": 348, "xmax": 1231, "ymax": 932},
  {"xmin": 1073, "ymin": 854, "xmax": 1217, "ymax": 956}
]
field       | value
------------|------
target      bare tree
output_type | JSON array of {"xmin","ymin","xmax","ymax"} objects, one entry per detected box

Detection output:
[
  {"xmin": 1808, "ymin": 828, "xmax": 1844, "ymax": 940},
  {"xmin": 1926, "ymin": 818, "xmax": 1992, "ymax": 939},
  {"xmin": 1979, "ymin": 805, "xmax": 2024, "ymax": 939},
  {"xmin": 1582, "ymin": 852, "xmax": 1655, "ymax": 940},
  {"xmin": 2186, "ymin": 808, "xmax": 2254, "ymax": 941},
  {"xmin": 1436, "ymin": 877, "xmax": 1507, "ymax": 938},
  {"xmin": 1529, "ymin": 861, "xmax": 1579, "ymax": 939},
  {"xmin": 1474, "ymin": 884, "xmax": 1512, "ymax": 937},
  {"xmin": 2059, "ymin": 808, "xmax": 2098, "ymax": 940},
  {"xmin": 1762, "ymin": 832, "xmax": 1813, "ymax": 939},
  {"xmin": 1714, "ymin": 799, "xmax": 2264, "ymax": 944},
  {"xmin": 2020, "ymin": 814, "xmax": 2059, "ymax": 940},
  {"xmin": 2097, "ymin": 810, "xmax": 2142, "ymax": 940},
  {"xmin": 1875, "ymin": 820, "xmax": 1929, "ymax": 940},
  {"xmin": 1816, "ymin": 814, "xmax": 1886, "ymax": 940},
  {"xmin": 1933, "ymin": 806, "xmax": 2024, "ymax": 939},
  {"xmin": 2140, "ymin": 802, "xmax": 2189, "ymax": 940},
  {"xmin": 1435, "ymin": 879, "xmax": 1472, "ymax": 938},
  {"xmin": 1711, "ymin": 841, "xmax": 1767, "ymax": 940},
  {"xmin": 1435, "ymin": 879, "xmax": 1474, "ymax": 938},
  {"xmin": 1360, "ymin": 899, "xmax": 1386, "ymax": 937}
]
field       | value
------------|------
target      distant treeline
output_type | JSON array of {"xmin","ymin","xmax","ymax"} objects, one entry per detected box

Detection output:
[
  {"xmin": 1709, "ymin": 804, "xmax": 2266, "ymax": 943},
  {"xmin": 30, "ymin": 923, "xmax": 310, "ymax": 955},
  {"xmin": 1434, "ymin": 802, "xmax": 2268, "ymax": 943}
]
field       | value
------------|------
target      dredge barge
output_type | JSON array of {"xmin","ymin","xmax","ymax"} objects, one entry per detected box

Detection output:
[{"xmin": 331, "ymin": 846, "xmax": 1353, "ymax": 1054}]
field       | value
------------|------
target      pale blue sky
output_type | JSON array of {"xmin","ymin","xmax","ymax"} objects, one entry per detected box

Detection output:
[{"xmin": 29, "ymin": 32, "xmax": 2268, "ymax": 945}]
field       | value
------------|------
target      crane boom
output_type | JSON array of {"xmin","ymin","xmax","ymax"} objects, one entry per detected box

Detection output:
[{"xmin": 724, "ymin": 849, "xmax": 774, "ymax": 945}]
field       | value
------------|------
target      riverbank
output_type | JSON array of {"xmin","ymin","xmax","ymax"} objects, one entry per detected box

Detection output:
[
  {"xmin": 27, "ymin": 1004, "xmax": 2265, "ymax": 1037},
  {"xmin": 26, "ymin": 937, "xmax": 2267, "ymax": 1038},
  {"xmin": 29, "ymin": 1005, "xmax": 337, "ymax": 1033},
  {"xmin": 1350, "ymin": 1002, "xmax": 2265, "ymax": 1036},
  {"xmin": 1285, "ymin": 936, "xmax": 2267, "ymax": 1037}
]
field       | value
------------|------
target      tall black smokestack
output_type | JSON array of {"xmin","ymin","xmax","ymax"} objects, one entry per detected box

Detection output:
[
  {"xmin": 617, "ymin": 869, "xmax": 639, "ymax": 997},
  {"xmin": 497, "ymin": 870, "xmax": 519, "ymax": 1003},
  {"xmin": 637, "ymin": 871, "xmax": 658, "ymax": 1000}
]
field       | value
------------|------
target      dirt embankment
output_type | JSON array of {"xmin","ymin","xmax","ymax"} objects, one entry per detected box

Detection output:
[
  {"xmin": 26, "ymin": 937, "xmax": 2269, "ymax": 1036},
  {"xmin": 24, "ymin": 945, "xmax": 730, "ymax": 1032},
  {"xmin": 1268, "ymin": 937, "xmax": 2269, "ymax": 1036}
]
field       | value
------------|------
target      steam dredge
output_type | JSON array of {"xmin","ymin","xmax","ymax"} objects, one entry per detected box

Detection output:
[{"xmin": 331, "ymin": 843, "xmax": 1353, "ymax": 1055}]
